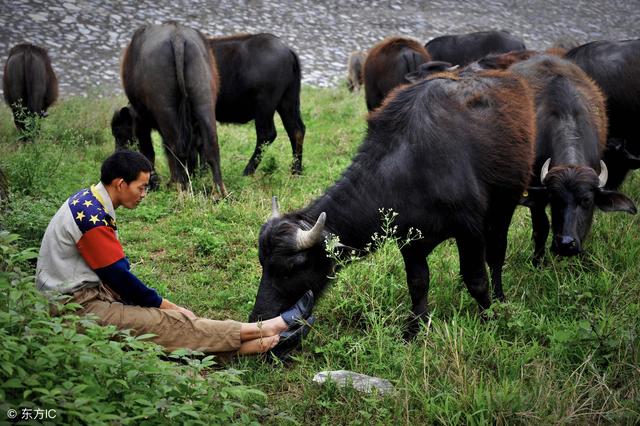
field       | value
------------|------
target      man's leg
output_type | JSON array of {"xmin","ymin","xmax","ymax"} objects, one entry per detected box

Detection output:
[{"xmin": 75, "ymin": 285, "xmax": 242, "ymax": 354}]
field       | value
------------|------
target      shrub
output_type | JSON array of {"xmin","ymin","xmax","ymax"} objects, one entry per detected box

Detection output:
[{"xmin": 0, "ymin": 231, "xmax": 280, "ymax": 425}]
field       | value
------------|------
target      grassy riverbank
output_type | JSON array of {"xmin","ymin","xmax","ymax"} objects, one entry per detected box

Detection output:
[{"xmin": 1, "ymin": 86, "xmax": 638, "ymax": 424}]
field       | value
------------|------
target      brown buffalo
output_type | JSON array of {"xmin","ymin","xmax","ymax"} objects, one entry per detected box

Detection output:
[
  {"xmin": 363, "ymin": 37, "xmax": 430, "ymax": 111},
  {"xmin": 111, "ymin": 22, "xmax": 225, "ymax": 195},
  {"xmin": 3, "ymin": 43, "xmax": 58, "ymax": 132}
]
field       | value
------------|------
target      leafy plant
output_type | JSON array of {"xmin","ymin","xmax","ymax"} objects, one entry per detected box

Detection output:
[{"xmin": 0, "ymin": 231, "xmax": 284, "ymax": 424}]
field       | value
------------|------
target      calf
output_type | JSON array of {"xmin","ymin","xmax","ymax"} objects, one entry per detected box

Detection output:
[
  {"xmin": 363, "ymin": 37, "xmax": 430, "ymax": 111},
  {"xmin": 208, "ymin": 33, "xmax": 306, "ymax": 175},
  {"xmin": 3, "ymin": 43, "xmax": 58, "ymax": 132},
  {"xmin": 250, "ymin": 69, "xmax": 535, "ymax": 338}
]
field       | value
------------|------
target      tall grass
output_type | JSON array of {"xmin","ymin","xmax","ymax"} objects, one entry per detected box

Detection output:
[{"xmin": 0, "ymin": 85, "xmax": 638, "ymax": 424}]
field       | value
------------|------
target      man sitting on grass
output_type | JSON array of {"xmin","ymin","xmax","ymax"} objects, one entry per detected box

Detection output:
[{"xmin": 36, "ymin": 150, "xmax": 313, "ymax": 360}]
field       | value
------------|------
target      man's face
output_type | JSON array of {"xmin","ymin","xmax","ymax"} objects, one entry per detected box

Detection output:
[{"xmin": 118, "ymin": 171, "xmax": 150, "ymax": 209}]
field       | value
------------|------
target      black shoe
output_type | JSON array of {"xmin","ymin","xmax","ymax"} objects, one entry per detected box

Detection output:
[
  {"xmin": 280, "ymin": 290, "xmax": 314, "ymax": 330},
  {"xmin": 269, "ymin": 316, "xmax": 315, "ymax": 362}
]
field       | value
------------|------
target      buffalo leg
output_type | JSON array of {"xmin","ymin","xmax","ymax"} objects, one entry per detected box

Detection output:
[
  {"xmin": 134, "ymin": 123, "xmax": 160, "ymax": 190},
  {"xmin": 244, "ymin": 108, "xmax": 277, "ymax": 176},
  {"xmin": 155, "ymin": 112, "xmax": 189, "ymax": 188},
  {"xmin": 485, "ymin": 203, "xmax": 517, "ymax": 301},
  {"xmin": 456, "ymin": 235, "xmax": 491, "ymax": 312},
  {"xmin": 194, "ymin": 106, "xmax": 226, "ymax": 196},
  {"xmin": 400, "ymin": 242, "xmax": 432, "ymax": 340},
  {"xmin": 530, "ymin": 204, "xmax": 549, "ymax": 266},
  {"xmin": 277, "ymin": 91, "xmax": 306, "ymax": 174}
]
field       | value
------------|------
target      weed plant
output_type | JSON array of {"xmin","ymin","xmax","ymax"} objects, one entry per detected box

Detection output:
[{"xmin": 0, "ymin": 86, "xmax": 638, "ymax": 424}]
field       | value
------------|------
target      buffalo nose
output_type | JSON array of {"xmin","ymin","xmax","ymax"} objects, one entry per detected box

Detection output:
[{"xmin": 553, "ymin": 235, "xmax": 580, "ymax": 256}]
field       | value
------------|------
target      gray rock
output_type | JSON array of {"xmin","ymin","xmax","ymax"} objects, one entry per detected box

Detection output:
[{"xmin": 313, "ymin": 370, "xmax": 394, "ymax": 395}]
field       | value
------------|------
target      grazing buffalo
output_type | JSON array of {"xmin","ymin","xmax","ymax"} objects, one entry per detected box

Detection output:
[
  {"xmin": 346, "ymin": 50, "xmax": 367, "ymax": 92},
  {"xmin": 424, "ymin": 30, "xmax": 526, "ymax": 66},
  {"xmin": 363, "ymin": 37, "xmax": 430, "ymax": 111},
  {"xmin": 111, "ymin": 22, "xmax": 225, "ymax": 195},
  {"xmin": 3, "ymin": 43, "xmax": 58, "ymax": 132},
  {"xmin": 566, "ymin": 39, "xmax": 640, "ymax": 189},
  {"xmin": 510, "ymin": 55, "xmax": 637, "ymax": 262},
  {"xmin": 250, "ymin": 69, "xmax": 535, "ymax": 338},
  {"xmin": 208, "ymin": 33, "xmax": 305, "ymax": 175}
]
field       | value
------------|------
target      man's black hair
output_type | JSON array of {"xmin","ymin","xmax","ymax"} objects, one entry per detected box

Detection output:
[{"xmin": 100, "ymin": 150, "xmax": 153, "ymax": 185}]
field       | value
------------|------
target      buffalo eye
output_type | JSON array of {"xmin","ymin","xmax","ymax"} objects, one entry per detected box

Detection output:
[{"xmin": 579, "ymin": 194, "xmax": 593, "ymax": 208}]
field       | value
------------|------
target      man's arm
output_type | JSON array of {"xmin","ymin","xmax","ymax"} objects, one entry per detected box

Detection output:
[
  {"xmin": 93, "ymin": 258, "xmax": 162, "ymax": 307},
  {"xmin": 76, "ymin": 225, "xmax": 162, "ymax": 307},
  {"xmin": 75, "ymin": 219, "xmax": 195, "ymax": 317}
]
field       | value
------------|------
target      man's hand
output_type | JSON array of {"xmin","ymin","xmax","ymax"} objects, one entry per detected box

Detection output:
[
  {"xmin": 177, "ymin": 306, "xmax": 197, "ymax": 320},
  {"xmin": 160, "ymin": 298, "xmax": 197, "ymax": 320}
]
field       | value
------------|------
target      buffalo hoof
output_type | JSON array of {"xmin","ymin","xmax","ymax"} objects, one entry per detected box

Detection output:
[
  {"xmin": 242, "ymin": 165, "xmax": 257, "ymax": 176},
  {"xmin": 402, "ymin": 316, "xmax": 424, "ymax": 341}
]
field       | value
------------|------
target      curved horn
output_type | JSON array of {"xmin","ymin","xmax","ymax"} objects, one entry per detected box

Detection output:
[
  {"xmin": 296, "ymin": 212, "xmax": 326, "ymax": 250},
  {"xmin": 540, "ymin": 158, "xmax": 551, "ymax": 184},
  {"xmin": 598, "ymin": 160, "xmax": 608, "ymax": 188},
  {"xmin": 271, "ymin": 196, "xmax": 280, "ymax": 219}
]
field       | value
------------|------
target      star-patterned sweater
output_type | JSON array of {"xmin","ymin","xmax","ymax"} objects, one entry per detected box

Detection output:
[{"xmin": 36, "ymin": 182, "xmax": 161, "ymax": 307}]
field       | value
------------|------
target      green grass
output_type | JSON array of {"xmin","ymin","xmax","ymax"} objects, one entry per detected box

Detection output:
[{"xmin": 1, "ymin": 85, "xmax": 639, "ymax": 424}]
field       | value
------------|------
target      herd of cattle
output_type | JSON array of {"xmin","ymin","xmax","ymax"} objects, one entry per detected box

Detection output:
[{"xmin": 2, "ymin": 23, "xmax": 639, "ymax": 334}]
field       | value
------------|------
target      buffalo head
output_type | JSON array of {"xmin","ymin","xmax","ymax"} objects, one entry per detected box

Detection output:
[
  {"xmin": 111, "ymin": 106, "xmax": 136, "ymax": 151},
  {"xmin": 404, "ymin": 61, "xmax": 457, "ymax": 83},
  {"xmin": 249, "ymin": 198, "xmax": 334, "ymax": 322},
  {"xmin": 110, "ymin": 106, "xmax": 160, "ymax": 190},
  {"xmin": 526, "ymin": 159, "xmax": 636, "ymax": 256}
]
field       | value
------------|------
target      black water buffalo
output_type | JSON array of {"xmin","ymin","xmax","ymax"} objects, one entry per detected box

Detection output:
[
  {"xmin": 424, "ymin": 30, "xmax": 526, "ymax": 66},
  {"xmin": 363, "ymin": 37, "xmax": 430, "ymax": 111},
  {"xmin": 208, "ymin": 33, "xmax": 306, "ymax": 175},
  {"xmin": 249, "ymin": 69, "xmax": 535, "ymax": 338},
  {"xmin": 565, "ymin": 39, "xmax": 640, "ymax": 189},
  {"xmin": 510, "ymin": 55, "xmax": 637, "ymax": 262},
  {"xmin": 3, "ymin": 43, "xmax": 58, "ymax": 132},
  {"xmin": 111, "ymin": 22, "xmax": 225, "ymax": 195},
  {"xmin": 346, "ymin": 50, "xmax": 367, "ymax": 92}
]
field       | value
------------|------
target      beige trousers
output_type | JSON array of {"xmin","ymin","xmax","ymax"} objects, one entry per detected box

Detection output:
[{"xmin": 68, "ymin": 283, "xmax": 242, "ymax": 355}]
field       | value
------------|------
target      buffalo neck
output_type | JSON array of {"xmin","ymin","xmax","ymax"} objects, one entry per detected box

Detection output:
[{"xmin": 296, "ymin": 156, "xmax": 388, "ymax": 251}]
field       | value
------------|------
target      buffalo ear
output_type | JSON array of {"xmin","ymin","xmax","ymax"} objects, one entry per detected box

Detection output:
[
  {"xmin": 520, "ymin": 186, "xmax": 547, "ymax": 207},
  {"xmin": 119, "ymin": 106, "xmax": 133, "ymax": 123},
  {"xmin": 111, "ymin": 106, "xmax": 132, "ymax": 128},
  {"xmin": 625, "ymin": 150, "xmax": 640, "ymax": 169},
  {"xmin": 404, "ymin": 70, "xmax": 421, "ymax": 83},
  {"xmin": 595, "ymin": 189, "xmax": 637, "ymax": 214}
]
